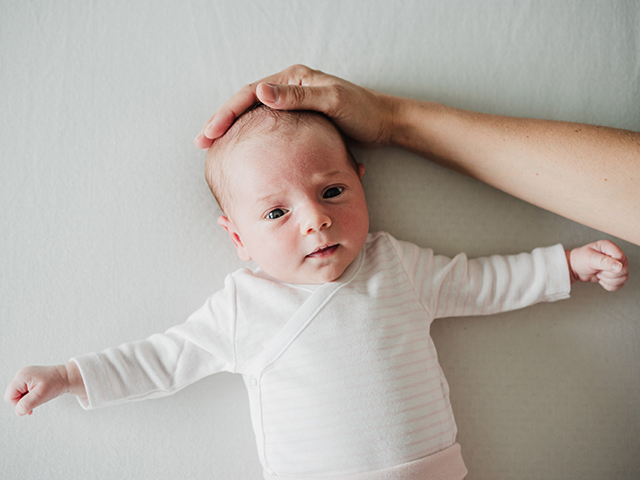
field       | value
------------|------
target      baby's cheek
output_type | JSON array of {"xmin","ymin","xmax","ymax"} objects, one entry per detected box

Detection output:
[{"xmin": 346, "ymin": 200, "xmax": 369, "ymax": 234}]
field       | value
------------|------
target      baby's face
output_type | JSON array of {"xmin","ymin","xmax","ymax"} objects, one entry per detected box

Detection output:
[{"xmin": 218, "ymin": 119, "xmax": 369, "ymax": 284}]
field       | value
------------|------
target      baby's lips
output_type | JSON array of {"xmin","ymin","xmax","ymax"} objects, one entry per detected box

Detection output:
[{"xmin": 307, "ymin": 244, "xmax": 338, "ymax": 257}]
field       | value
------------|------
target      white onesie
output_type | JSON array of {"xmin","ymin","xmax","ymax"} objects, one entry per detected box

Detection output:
[{"xmin": 72, "ymin": 232, "xmax": 571, "ymax": 479}]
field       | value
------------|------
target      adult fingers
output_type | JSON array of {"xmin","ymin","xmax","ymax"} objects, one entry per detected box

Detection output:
[
  {"xmin": 252, "ymin": 81, "xmax": 392, "ymax": 146},
  {"xmin": 195, "ymin": 78, "xmax": 282, "ymax": 149},
  {"xmin": 195, "ymin": 65, "xmax": 328, "ymax": 148},
  {"xmin": 256, "ymin": 82, "xmax": 342, "ymax": 115}
]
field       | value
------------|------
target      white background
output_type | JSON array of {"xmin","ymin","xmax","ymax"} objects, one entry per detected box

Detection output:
[{"xmin": 1, "ymin": 1, "xmax": 638, "ymax": 479}]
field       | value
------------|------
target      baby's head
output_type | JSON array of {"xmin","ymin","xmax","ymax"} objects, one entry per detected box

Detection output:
[{"xmin": 206, "ymin": 104, "xmax": 369, "ymax": 284}]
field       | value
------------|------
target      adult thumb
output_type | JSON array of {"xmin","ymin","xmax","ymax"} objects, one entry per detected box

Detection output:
[{"xmin": 256, "ymin": 83, "xmax": 330, "ymax": 112}]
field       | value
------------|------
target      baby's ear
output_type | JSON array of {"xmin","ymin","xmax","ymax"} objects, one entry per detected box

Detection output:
[
  {"xmin": 357, "ymin": 163, "xmax": 365, "ymax": 179},
  {"xmin": 217, "ymin": 216, "xmax": 252, "ymax": 262}
]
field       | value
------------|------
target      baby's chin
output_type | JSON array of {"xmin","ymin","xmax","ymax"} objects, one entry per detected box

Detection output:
[
  {"xmin": 272, "ymin": 272, "xmax": 344, "ymax": 286},
  {"xmin": 264, "ymin": 264, "xmax": 350, "ymax": 285}
]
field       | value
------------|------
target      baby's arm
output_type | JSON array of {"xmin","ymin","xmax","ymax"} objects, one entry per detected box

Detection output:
[
  {"xmin": 4, "ymin": 362, "xmax": 86, "ymax": 416},
  {"xmin": 5, "ymin": 278, "xmax": 237, "ymax": 416},
  {"xmin": 566, "ymin": 240, "xmax": 629, "ymax": 291}
]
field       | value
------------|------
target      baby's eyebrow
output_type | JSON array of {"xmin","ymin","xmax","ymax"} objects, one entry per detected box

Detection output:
[
  {"xmin": 254, "ymin": 191, "xmax": 285, "ymax": 206},
  {"xmin": 253, "ymin": 170, "xmax": 350, "ymax": 205},
  {"xmin": 308, "ymin": 170, "xmax": 349, "ymax": 183},
  {"xmin": 321, "ymin": 170, "xmax": 344, "ymax": 177}
]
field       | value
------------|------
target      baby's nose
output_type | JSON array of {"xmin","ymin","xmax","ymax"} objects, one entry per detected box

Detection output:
[{"xmin": 302, "ymin": 207, "xmax": 332, "ymax": 234}]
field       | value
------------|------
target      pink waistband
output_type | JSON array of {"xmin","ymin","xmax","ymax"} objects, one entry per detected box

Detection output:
[{"xmin": 263, "ymin": 443, "xmax": 468, "ymax": 480}]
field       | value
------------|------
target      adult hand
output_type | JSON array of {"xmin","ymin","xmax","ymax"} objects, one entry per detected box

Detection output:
[
  {"xmin": 195, "ymin": 64, "xmax": 396, "ymax": 149},
  {"xmin": 195, "ymin": 65, "xmax": 640, "ymax": 247}
]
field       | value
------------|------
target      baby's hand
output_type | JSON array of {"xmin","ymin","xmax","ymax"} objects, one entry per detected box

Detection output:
[
  {"xmin": 4, "ymin": 363, "xmax": 86, "ymax": 416},
  {"xmin": 566, "ymin": 240, "xmax": 629, "ymax": 291}
]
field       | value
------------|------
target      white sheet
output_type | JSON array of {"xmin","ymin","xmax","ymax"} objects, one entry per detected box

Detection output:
[{"xmin": 1, "ymin": 1, "xmax": 638, "ymax": 479}]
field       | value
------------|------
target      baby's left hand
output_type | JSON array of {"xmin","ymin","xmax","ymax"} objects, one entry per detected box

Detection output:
[{"xmin": 566, "ymin": 240, "xmax": 629, "ymax": 291}]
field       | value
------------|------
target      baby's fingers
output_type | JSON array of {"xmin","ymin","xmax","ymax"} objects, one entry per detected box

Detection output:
[
  {"xmin": 571, "ymin": 241, "xmax": 626, "ymax": 280},
  {"xmin": 597, "ymin": 270, "xmax": 630, "ymax": 292},
  {"xmin": 591, "ymin": 240, "xmax": 627, "ymax": 272},
  {"xmin": 4, "ymin": 366, "xmax": 68, "ymax": 416},
  {"xmin": 14, "ymin": 387, "xmax": 46, "ymax": 416},
  {"xmin": 4, "ymin": 377, "xmax": 35, "ymax": 416}
]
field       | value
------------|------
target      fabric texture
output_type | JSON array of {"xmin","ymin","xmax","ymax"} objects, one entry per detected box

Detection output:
[
  {"xmin": 72, "ymin": 232, "xmax": 570, "ymax": 477},
  {"xmin": 263, "ymin": 443, "xmax": 468, "ymax": 480}
]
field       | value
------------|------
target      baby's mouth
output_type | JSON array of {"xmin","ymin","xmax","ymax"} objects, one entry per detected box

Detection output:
[{"xmin": 306, "ymin": 244, "xmax": 339, "ymax": 258}]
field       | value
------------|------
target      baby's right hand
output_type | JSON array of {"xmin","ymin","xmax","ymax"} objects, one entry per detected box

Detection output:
[{"xmin": 4, "ymin": 363, "xmax": 86, "ymax": 416}]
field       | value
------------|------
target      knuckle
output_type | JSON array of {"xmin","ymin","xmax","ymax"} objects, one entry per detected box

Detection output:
[
  {"xmin": 294, "ymin": 64, "xmax": 321, "ymax": 86},
  {"xmin": 599, "ymin": 256, "xmax": 609, "ymax": 269},
  {"xmin": 330, "ymin": 84, "xmax": 347, "ymax": 102},
  {"xmin": 324, "ymin": 85, "xmax": 346, "ymax": 116},
  {"xmin": 241, "ymin": 83, "xmax": 256, "ymax": 93},
  {"xmin": 288, "ymin": 85, "xmax": 307, "ymax": 105},
  {"xmin": 290, "ymin": 64, "xmax": 311, "ymax": 76}
]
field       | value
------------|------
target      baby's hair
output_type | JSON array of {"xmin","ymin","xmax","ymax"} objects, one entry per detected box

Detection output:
[{"xmin": 205, "ymin": 103, "xmax": 358, "ymax": 214}]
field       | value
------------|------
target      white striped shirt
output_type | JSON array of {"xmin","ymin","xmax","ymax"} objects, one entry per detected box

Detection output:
[{"xmin": 73, "ymin": 232, "xmax": 570, "ymax": 478}]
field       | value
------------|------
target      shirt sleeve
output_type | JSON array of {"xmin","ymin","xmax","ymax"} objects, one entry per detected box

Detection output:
[
  {"xmin": 387, "ymin": 234, "xmax": 571, "ymax": 319},
  {"xmin": 71, "ymin": 274, "xmax": 238, "ymax": 410}
]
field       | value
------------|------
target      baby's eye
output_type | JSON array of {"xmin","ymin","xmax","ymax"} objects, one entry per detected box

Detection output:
[
  {"xmin": 266, "ymin": 208, "xmax": 287, "ymax": 220},
  {"xmin": 323, "ymin": 187, "xmax": 344, "ymax": 199}
]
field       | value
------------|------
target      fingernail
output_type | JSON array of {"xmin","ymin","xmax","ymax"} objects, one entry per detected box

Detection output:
[
  {"xmin": 261, "ymin": 83, "xmax": 279, "ymax": 103},
  {"xmin": 203, "ymin": 114, "xmax": 217, "ymax": 137},
  {"xmin": 195, "ymin": 131, "xmax": 204, "ymax": 142},
  {"xmin": 613, "ymin": 262, "xmax": 622, "ymax": 272}
]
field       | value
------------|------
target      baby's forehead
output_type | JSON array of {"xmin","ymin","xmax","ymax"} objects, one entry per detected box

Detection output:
[
  {"xmin": 240, "ymin": 110, "xmax": 336, "ymax": 142},
  {"xmin": 226, "ymin": 112, "xmax": 343, "ymax": 160},
  {"xmin": 229, "ymin": 134, "xmax": 334, "ymax": 185},
  {"xmin": 205, "ymin": 106, "xmax": 353, "ymax": 213}
]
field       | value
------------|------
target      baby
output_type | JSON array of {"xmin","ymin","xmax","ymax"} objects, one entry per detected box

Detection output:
[{"xmin": 5, "ymin": 105, "xmax": 629, "ymax": 479}]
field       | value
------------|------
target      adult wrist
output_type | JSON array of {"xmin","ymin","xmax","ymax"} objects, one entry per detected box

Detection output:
[
  {"xmin": 387, "ymin": 95, "xmax": 413, "ymax": 149},
  {"xmin": 388, "ymin": 97, "xmax": 449, "ymax": 155}
]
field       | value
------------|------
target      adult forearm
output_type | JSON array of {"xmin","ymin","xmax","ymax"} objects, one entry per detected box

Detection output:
[
  {"xmin": 391, "ymin": 98, "xmax": 640, "ymax": 245},
  {"xmin": 198, "ymin": 65, "xmax": 639, "ymax": 244}
]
